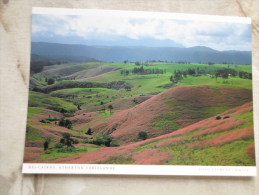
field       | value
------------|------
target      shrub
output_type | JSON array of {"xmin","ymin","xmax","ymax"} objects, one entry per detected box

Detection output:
[
  {"xmin": 86, "ymin": 128, "xmax": 92, "ymax": 135},
  {"xmin": 40, "ymin": 116, "xmax": 58, "ymax": 123},
  {"xmin": 60, "ymin": 132, "xmax": 75, "ymax": 147},
  {"xmin": 138, "ymin": 131, "xmax": 148, "ymax": 140},
  {"xmin": 55, "ymin": 143, "xmax": 64, "ymax": 148},
  {"xmin": 44, "ymin": 140, "xmax": 49, "ymax": 150},
  {"xmin": 215, "ymin": 116, "xmax": 221, "ymax": 120},
  {"xmin": 47, "ymin": 117, "xmax": 58, "ymax": 121},
  {"xmin": 40, "ymin": 119, "xmax": 50, "ymax": 123},
  {"xmin": 83, "ymin": 137, "xmax": 94, "ymax": 144},
  {"xmin": 47, "ymin": 78, "xmax": 55, "ymax": 85},
  {"xmin": 110, "ymin": 140, "xmax": 120, "ymax": 147},
  {"xmin": 59, "ymin": 119, "xmax": 73, "ymax": 129},
  {"xmin": 84, "ymin": 133, "xmax": 119, "ymax": 147}
]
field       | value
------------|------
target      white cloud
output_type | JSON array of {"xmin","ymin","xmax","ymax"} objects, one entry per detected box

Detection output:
[{"xmin": 32, "ymin": 13, "xmax": 251, "ymax": 51}]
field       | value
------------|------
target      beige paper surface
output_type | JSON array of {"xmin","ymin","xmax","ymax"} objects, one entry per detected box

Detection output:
[{"xmin": 0, "ymin": 0, "xmax": 258, "ymax": 194}]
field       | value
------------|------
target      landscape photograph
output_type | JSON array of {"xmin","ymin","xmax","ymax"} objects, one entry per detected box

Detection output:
[{"xmin": 23, "ymin": 9, "xmax": 256, "ymax": 167}]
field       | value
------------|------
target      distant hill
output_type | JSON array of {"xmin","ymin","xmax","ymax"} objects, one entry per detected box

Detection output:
[
  {"xmin": 30, "ymin": 53, "xmax": 98, "ymax": 74},
  {"xmin": 31, "ymin": 42, "xmax": 251, "ymax": 65}
]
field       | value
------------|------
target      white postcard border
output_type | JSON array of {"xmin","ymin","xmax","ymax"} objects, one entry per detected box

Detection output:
[
  {"xmin": 23, "ymin": 164, "xmax": 257, "ymax": 176},
  {"xmin": 32, "ymin": 7, "xmax": 251, "ymax": 24}
]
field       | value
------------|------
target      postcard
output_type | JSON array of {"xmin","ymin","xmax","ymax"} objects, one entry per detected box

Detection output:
[{"xmin": 23, "ymin": 7, "xmax": 256, "ymax": 176}]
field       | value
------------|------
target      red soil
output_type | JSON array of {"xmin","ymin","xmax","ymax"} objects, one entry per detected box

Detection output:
[
  {"xmin": 61, "ymin": 101, "xmax": 254, "ymax": 164},
  {"xmin": 59, "ymin": 145, "xmax": 134, "ymax": 164},
  {"xmin": 90, "ymin": 85, "xmax": 252, "ymax": 144},
  {"xmin": 210, "ymin": 127, "xmax": 254, "ymax": 145},
  {"xmin": 194, "ymin": 118, "xmax": 244, "ymax": 137},
  {"xmin": 23, "ymin": 147, "xmax": 44, "ymax": 162},
  {"xmin": 95, "ymin": 95, "xmax": 152, "ymax": 111},
  {"xmin": 189, "ymin": 127, "xmax": 254, "ymax": 149},
  {"xmin": 25, "ymin": 100, "xmax": 254, "ymax": 165},
  {"xmin": 25, "ymin": 140, "xmax": 44, "ymax": 147},
  {"xmin": 246, "ymin": 144, "xmax": 255, "ymax": 159},
  {"xmin": 222, "ymin": 102, "xmax": 253, "ymax": 115},
  {"xmin": 133, "ymin": 149, "xmax": 171, "ymax": 165}
]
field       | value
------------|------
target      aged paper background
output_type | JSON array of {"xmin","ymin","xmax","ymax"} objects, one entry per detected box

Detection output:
[{"xmin": 0, "ymin": 0, "xmax": 258, "ymax": 194}]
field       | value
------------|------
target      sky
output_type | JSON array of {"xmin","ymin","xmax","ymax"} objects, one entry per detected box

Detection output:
[{"xmin": 32, "ymin": 12, "xmax": 252, "ymax": 51}]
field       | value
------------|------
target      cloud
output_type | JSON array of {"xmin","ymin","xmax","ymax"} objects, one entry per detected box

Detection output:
[{"xmin": 32, "ymin": 13, "xmax": 251, "ymax": 51}]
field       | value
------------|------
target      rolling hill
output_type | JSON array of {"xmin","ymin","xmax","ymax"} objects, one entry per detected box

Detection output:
[
  {"xmin": 24, "ymin": 101, "xmax": 255, "ymax": 166},
  {"xmin": 86, "ymin": 85, "xmax": 252, "ymax": 144},
  {"xmin": 23, "ymin": 58, "xmax": 254, "ymax": 166}
]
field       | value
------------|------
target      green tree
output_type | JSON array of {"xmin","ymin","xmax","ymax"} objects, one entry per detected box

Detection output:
[
  {"xmin": 58, "ymin": 118, "xmax": 73, "ymax": 129},
  {"xmin": 108, "ymin": 105, "xmax": 113, "ymax": 113},
  {"xmin": 86, "ymin": 128, "xmax": 92, "ymax": 135},
  {"xmin": 60, "ymin": 133, "xmax": 74, "ymax": 147},
  {"xmin": 47, "ymin": 78, "xmax": 55, "ymax": 85},
  {"xmin": 138, "ymin": 131, "xmax": 148, "ymax": 140}
]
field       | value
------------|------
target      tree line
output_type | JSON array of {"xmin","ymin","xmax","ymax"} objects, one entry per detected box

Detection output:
[
  {"xmin": 121, "ymin": 66, "xmax": 165, "ymax": 76},
  {"xmin": 170, "ymin": 68, "xmax": 252, "ymax": 84}
]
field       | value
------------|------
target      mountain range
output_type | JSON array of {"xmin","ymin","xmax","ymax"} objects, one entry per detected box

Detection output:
[{"xmin": 31, "ymin": 42, "xmax": 251, "ymax": 65}]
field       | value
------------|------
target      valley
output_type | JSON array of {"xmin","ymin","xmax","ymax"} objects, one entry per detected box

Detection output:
[{"xmin": 24, "ymin": 60, "xmax": 255, "ymax": 166}]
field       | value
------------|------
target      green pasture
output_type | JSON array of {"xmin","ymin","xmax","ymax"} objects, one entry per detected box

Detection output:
[
  {"xmin": 31, "ymin": 61, "xmax": 252, "ymax": 114},
  {"xmin": 28, "ymin": 92, "xmax": 77, "ymax": 113},
  {"xmin": 40, "ymin": 145, "xmax": 100, "ymax": 160}
]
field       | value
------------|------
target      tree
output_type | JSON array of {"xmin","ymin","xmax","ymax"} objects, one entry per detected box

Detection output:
[
  {"xmin": 58, "ymin": 118, "xmax": 73, "ymax": 129},
  {"xmin": 60, "ymin": 133, "xmax": 74, "ymax": 147},
  {"xmin": 138, "ymin": 131, "xmax": 148, "ymax": 140},
  {"xmin": 86, "ymin": 133, "xmax": 119, "ymax": 147},
  {"xmin": 108, "ymin": 105, "xmax": 113, "ymax": 113},
  {"xmin": 215, "ymin": 116, "xmax": 221, "ymax": 120},
  {"xmin": 86, "ymin": 128, "xmax": 92, "ymax": 135},
  {"xmin": 47, "ymin": 78, "xmax": 55, "ymax": 85},
  {"xmin": 43, "ymin": 140, "xmax": 49, "ymax": 150}
]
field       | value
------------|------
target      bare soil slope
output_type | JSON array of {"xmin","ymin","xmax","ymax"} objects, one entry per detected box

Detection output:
[
  {"xmin": 27, "ymin": 101, "xmax": 253, "ymax": 165},
  {"xmin": 90, "ymin": 85, "xmax": 252, "ymax": 144}
]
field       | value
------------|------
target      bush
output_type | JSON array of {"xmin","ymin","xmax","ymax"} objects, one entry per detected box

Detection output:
[
  {"xmin": 60, "ymin": 132, "xmax": 75, "ymax": 147},
  {"xmin": 47, "ymin": 116, "xmax": 58, "ymax": 121},
  {"xmin": 110, "ymin": 140, "xmax": 120, "ymax": 147},
  {"xmin": 84, "ymin": 137, "xmax": 94, "ymax": 144},
  {"xmin": 215, "ymin": 116, "xmax": 221, "ymax": 120},
  {"xmin": 40, "ymin": 119, "xmax": 50, "ymax": 123},
  {"xmin": 138, "ymin": 131, "xmax": 148, "ymax": 140},
  {"xmin": 59, "ymin": 119, "xmax": 73, "ymax": 129},
  {"xmin": 84, "ymin": 133, "xmax": 119, "ymax": 147},
  {"xmin": 86, "ymin": 128, "xmax": 92, "ymax": 135},
  {"xmin": 40, "ymin": 116, "xmax": 58, "ymax": 123},
  {"xmin": 55, "ymin": 143, "xmax": 64, "ymax": 148},
  {"xmin": 47, "ymin": 78, "xmax": 55, "ymax": 85}
]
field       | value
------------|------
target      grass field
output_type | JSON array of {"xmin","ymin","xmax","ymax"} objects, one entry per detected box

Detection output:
[{"xmin": 24, "ymin": 61, "xmax": 255, "ymax": 166}]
